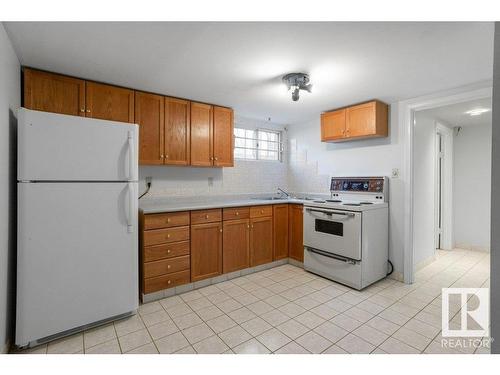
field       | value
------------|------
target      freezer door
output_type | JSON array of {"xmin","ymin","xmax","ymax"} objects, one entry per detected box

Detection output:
[
  {"xmin": 16, "ymin": 182, "xmax": 138, "ymax": 346},
  {"xmin": 18, "ymin": 108, "xmax": 138, "ymax": 181}
]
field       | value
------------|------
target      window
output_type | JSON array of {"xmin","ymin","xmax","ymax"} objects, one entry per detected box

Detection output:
[{"xmin": 234, "ymin": 128, "xmax": 283, "ymax": 161}]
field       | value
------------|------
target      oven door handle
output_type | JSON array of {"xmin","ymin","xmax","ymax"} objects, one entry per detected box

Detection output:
[
  {"xmin": 305, "ymin": 208, "xmax": 355, "ymax": 220},
  {"xmin": 306, "ymin": 247, "xmax": 357, "ymax": 264}
]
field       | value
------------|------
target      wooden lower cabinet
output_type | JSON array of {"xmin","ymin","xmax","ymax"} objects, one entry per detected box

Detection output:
[
  {"xmin": 250, "ymin": 216, "xmax": 273, "ymax": 267},
  {"xmin": 223, "ymin": 219, "xmax": 250, "ymax": 273},
  {"xmin": 288, "ymin": 204, "xmax": 304, "ymax": 262},
  {"xmin": 190, "ymin": 222, "xmax": 223, "ymax": 281},
  {"xmin": 273, "ymin": 204, "xmax": 289, "ymax": 260}
]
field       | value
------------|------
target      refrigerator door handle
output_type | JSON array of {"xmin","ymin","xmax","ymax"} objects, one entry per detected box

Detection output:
[
  {"xmin": 127, "ymin": 131, "xmax": 135, "ymax": 181},
  {"xmin": 127, "ymin": 182, "xmax": 135, "ymax": 233}
]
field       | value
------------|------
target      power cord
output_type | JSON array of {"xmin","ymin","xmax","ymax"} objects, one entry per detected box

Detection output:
[
  {"xmin": 139, "ymin": 181, "xmax": 151, "ymax": 200},
  {"xmin": 387, "ymin": 260, "xmax": 394, "ymax": 276}
]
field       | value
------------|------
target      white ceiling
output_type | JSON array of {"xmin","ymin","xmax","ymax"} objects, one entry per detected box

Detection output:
[
  {"xmin": 3, "ymin": 22, "xmax": 495, "ymax": 125},
  {"xmin": 420, "ymin": 97, "xmax": 492, "ymax": 127}
]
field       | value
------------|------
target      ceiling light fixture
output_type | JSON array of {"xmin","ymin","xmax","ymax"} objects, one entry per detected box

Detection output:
[
  {"xmin": 465, "ymin": 108, "xmax": 490, "ymax": 116},
  {"xmin": 282, "ymin": 73, "xmax": 312, "ymax": 102}
]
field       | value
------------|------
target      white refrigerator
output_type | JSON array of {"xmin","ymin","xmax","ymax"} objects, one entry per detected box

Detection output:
[{"xmin": 16, "ymin": 108, "xmax": 139, "ymax": 347}]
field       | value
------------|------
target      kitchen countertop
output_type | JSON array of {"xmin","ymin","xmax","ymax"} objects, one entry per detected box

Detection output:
[{"xmin": 139, "ymin": 193, "xmax": 330, "ymax": 214}]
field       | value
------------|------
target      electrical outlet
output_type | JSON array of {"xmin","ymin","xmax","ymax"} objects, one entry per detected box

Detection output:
[
  {"xmin": 208, "ymin": 177, "xmax": 214, "ymax": 187},
  {"xmin": 391, "ymin": 168, "xmax": 400, "ymax": 178},
  {"xmin": 145, "ymin": 176, "xmax": 152, "ymax": 185}
]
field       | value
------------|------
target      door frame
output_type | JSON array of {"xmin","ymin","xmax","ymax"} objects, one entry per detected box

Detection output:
[
  {"xmin": 435, "ymin": 122, "xmax": 454, "ymax": 251},
  {"xmin": 399, "ymin": 82, "xmax": 492, "ymax": 284}
]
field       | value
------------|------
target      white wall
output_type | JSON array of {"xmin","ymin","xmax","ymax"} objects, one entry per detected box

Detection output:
[
  {"xmin": 413, "ymin": 112, "xmax": 438, "ymax": 265},
  {"xmin": 286, "ymin": 105, "xmax": 406, "ymax": 276},
  {"xmin": 139, "ymin": 116, "xmax": 288, "ymax": 197},
  {"xmin": 453, "ymin": 122, "xmax": 492, "ymax": 250},
  {"xmin": 0, "ymin": 23, "xmax": 20, "ymax": 353}
]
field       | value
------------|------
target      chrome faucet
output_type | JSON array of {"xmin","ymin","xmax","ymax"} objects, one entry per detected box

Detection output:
[{"xmin": 277, "ymin": 187, "xmax": 290, "ymax": 198}]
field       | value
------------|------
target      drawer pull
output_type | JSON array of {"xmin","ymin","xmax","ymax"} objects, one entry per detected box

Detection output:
[
  {"xmin": 261, "ymin": 210, "xmax": 264, "ymax": 214},
  {"xmin": 167, "ymin": 234, "xmax": 171, "ymax": 239},
  {"xmin": 219, "ymin": 228, "xmax": 223, "ymax": 233},
  {"xmin": 166, "ymin": 218, "xmax": 171, "ymax": 223},
  {"xmin": 167, "ymin": 265, "xmax": 171, "ymax": 269},
  {"xmin": 167, "ymin": 249, "xmax": 171, "ymax": 254},
  {"xmin": 167, "ymin": 280, "xmax": 171, "ymax": 285},
  {"xmin": 205, "ymin": 214, "xmax": 209, "ymax": 219},
  {"xmin": 235, "ymin": 211, "xmax": 239, "ymax": 216}
]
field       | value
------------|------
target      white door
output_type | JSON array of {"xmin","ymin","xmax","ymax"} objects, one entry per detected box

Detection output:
[
  {"xmin": 16, "ymin": 182, "xmax": 138, "ymax": 346},
  {"xmin": 18, "ymin": 108, "xmax": 138, "ymax": 181}
]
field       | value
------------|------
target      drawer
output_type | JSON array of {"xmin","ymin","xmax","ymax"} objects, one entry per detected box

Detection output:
[
  {"xmin": 143, "ymin": 241, "xmax": 190, "ymax": 262},
  {"xmin": 143, "ymin": 255, "xmax": 190, "ymax": 278},
  {"xmin": 144, "ymin": 211, "xmax": 190, "ymax": 230},
  {"xmin": 223, "ymin": 207, "xmax": 250, "ymax": 221},
  {"xmin": 143, "ymin": 226, "xmax": 190, "ymax": 246},
  {"xmin": 143, "ymin": 270, "xmax": 190, "ymax": 294},
  {"xmin": 250, "ymin": 205, "xmax": 273, "ymax": 218},
  {"xmin": 190, "ymin": 209, "xmax": 222, "ymax": 224}
]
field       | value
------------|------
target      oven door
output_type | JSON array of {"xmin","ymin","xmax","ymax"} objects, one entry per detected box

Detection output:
[{"xmin": 303, "ymin": 207, "xmax": 362, "ymax": 260}]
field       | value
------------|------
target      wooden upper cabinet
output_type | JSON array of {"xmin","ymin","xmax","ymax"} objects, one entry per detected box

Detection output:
[
  {"xmin": 346, "ymin": 100, "xmax": 388, "ymax": 139},
  {"xmin": 86, "ymin": 81, "xmax": 135, "ymax": 123},
  {"xmin": 273, "ymin": 204, "xmax": 289, "ymax": 261},
  {"xmin": 321, "ymin": 109, "xmax": 345, "ymax": 141},
  {"xmin": 190, "ymin": 222, "xmax": 222, "ymax": 281},
  {"xmin": 213, "ymin": 106, "xmax": 234, "ymax": 167},
  {"xmin": 190, "ymin": 102, "xmax": 213, "ymax": 167},
  {"xmin": 223, "ymin": 218, "xmax": 250, "ymax": 273},
  {"xmin": 135, "ymin": 91, "xmax": 164, "ymax": 165},
  {"xmin": 288, "ymin": 204, "xmax": 304, "ymax": 262},
  {"xmin": 23, "ymin": 68, "xmax": 85, "ymax": 116},
  {"xmin": 164, "ymin": 97, "xmax": 190, "ymax": 165},
  {"xmin": 321, "ymin": 100, "xmax": 388, "ymax": 142},
  {"xmin": 250, "ymin": 216, "xmax": 273, "ymax": 267}
]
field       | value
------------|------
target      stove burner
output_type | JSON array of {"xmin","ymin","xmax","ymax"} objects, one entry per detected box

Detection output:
[
  {"xmin": 326, "ymin": 199, "xmax": 342, "ymax": 203},
  {"xmin": 359, "ymin": 202, "xmax": 374, "ymax": 205},
  {"xmin": 343, "ymin": 203, "xmax": 360, "ymax": 206},
  {"xmin": 313, "ymin": 200, "xmax": 326, "ymax": 203}
]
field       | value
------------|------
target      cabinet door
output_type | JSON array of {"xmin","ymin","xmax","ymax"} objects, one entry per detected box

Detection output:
[
  {"xmin": 190, "ymin": 102, "xmax": 213, "ymax": 166},
  {"xmin": 273, "ymin": 204, "xmax": 289, "ymax": 260},
  {"xmin": 213, "ymin": 106, "xmax": 234, "ymax": 167},
  {"xmin": 346, "ymin": 100, "xmax": 388, "ymax": 139},
  {"xmin": 223, "ymin": 219, "xmax": 250, "ymax": 273},
  {"xmin": 190, "ymin": 222, "xmax": 222, "ymax": 281},
  {"xmin": 23, "ymin": 68, "xmax": 85, "ymax": 116},
  {"xmin": 288, "ymin": 204, "xmax": 304, "ymax": 262},
  {"xmin": 250, "ymin": 216, "xmax": 273, "ymax": 267},
  {"xmin": 321, "ymin": 109, "xmax": 346, "ymax": 141},
  {"xmin": 135, "ymin": 91, "xmax": 164, "ymax": 165},
  {"xmin": 86, "ymin": 82, "xmax": 135, "ymax": 123},
  {"xmin": 165, "ymin": 97, "xmax": 190, "ymax": 165}
]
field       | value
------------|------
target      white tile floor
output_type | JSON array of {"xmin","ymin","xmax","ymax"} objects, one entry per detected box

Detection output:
[{"xmin": 16, "ymin": 249, "xmax": 490, "ymax": 354}]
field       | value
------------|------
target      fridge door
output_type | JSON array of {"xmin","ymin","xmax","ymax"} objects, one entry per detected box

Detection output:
[
  {"xmin": 18, "ymin": 108, "xmax": 138, "ymax": 182},
  {"xmin": 16, "ymin": 182, "xmax": 138, "ymax": 346}
]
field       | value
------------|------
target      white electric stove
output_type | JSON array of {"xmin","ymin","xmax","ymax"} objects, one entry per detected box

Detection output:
[{"xmin": 303, "ymin": 177, "xmax": 390, "ymax": 290}]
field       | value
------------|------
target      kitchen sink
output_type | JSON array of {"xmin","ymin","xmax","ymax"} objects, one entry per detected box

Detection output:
[{"xmin": 252, "ymin": 196, "xmax": 288, "ymax": 200}]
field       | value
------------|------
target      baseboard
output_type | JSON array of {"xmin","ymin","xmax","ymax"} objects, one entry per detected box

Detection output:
[
  {"xmin": 416, "ymin": 254, "xmax": 437, "ymax": 271},
  {"xmin": 389, "ymin": 270, "xmax": 404, "ymax": 282},
  {"xmin": 455, "ymin": 243, "xmax": 490, "ymax": 253}
]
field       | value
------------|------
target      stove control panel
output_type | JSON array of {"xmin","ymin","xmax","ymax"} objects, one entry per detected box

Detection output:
[{"xmin": 330, "ymin": 177, "xmax": 385, "ymax": 193}]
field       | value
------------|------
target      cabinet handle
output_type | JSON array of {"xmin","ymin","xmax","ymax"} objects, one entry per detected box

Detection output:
[
  {"xmin": 167, "ymin": 265, "xmax": 171, "ymax": 269},
  {"xmin": 161, "ymin": 154, "xmax": 164, "ymax": 159},
  {"xmin": 80, "ymin": 108, "xmax": 85, "ymax": 113},
  {"xmin": 167, "ymin": 234, "xmax": 171, "ymax": 239},
  {"xmin": 205, "ymin": 214, "xmax": 209, "ymax": 219},
  {"xmin": 235, "ymin": 212, "xmax": 239, "ymax": 216},
  {"xmin": 167, "ymin": 280, "xmax": 171, "ymax": 285},
  {"xmin": 214, "ymin": 157, "xmax": 218, "ymax": 161},
  {"xmin": 86, "ymin": 109, "xmax": 90, "ymax": 113},
  {"xmin": 166, "ymin": 218, "xmax": 171, "ymax": 223},
  {"xmin": 167, "ymin": 249, "xmax": 171, "ymax": 254},
  {"xmin": 219, "ymin": 228, "xmax": 223, "ymax": 233},
  {"xmin": 261, "ymin": 210, "xmax": 264, "ymax": 214},
  {"xmin": 247, "ymin": 225, "xmax": 250, "ymax": 229},
  {"xmin": 165, "ymin": 154, "xmax": 169, "ymax": 159}
]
